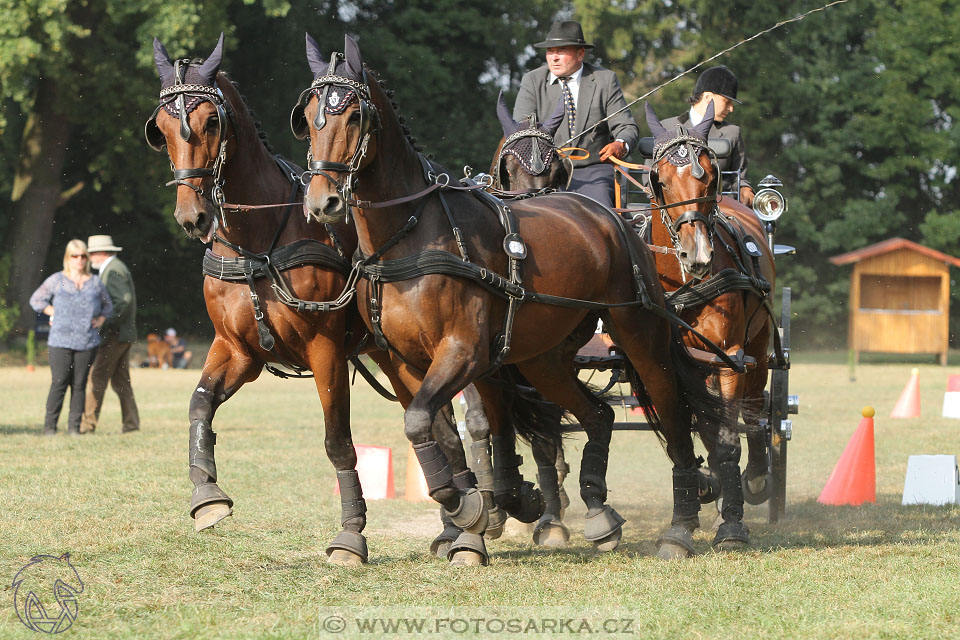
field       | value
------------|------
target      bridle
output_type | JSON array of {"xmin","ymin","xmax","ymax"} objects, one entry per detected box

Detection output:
[
  {"xmin": 649, "ymin": 128, "xmax": 721, "ymax": 256},
  {"xmin": 494, "ymin": 124, "xmax": 573, "ymax": 192},
  {"xmin": 144, "ymin": 59, "xmax": 234, "ymax": 228},
  {"xmin": 290, "ymin": 53, "xmax": 379, "ymax": 214}
]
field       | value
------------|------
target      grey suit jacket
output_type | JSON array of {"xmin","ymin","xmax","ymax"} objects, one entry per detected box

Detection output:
[
  {"xmin": 658, "ymin": 114, "xmax": 750, "ymax": 192},
  {"xmin": 99, "ymin": 257, "xmax": 137, "ymax": 343},
  {"xmin": 514, "ymin": 62, "xmax": 639, "ymax": 169}
]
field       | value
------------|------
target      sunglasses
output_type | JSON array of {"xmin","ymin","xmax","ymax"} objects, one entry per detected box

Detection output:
[{"xmin": 71, "ymin": 254, "xmax": 88, "ymax": 259}]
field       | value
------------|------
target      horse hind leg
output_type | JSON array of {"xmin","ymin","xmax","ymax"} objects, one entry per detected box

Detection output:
[
  {"xmin": 461, "ymin": 384, "xmax": 506, "ymax": 540},
  {"xmin": 531, "ymin": 436, "xmax": 570, "ymax": 548},
  {"xmin": 515, "ymin": 355, "xmax": 624, "ymax": 553}
]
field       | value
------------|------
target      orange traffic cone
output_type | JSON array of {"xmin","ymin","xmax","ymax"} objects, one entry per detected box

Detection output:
[
  {"xmin": 890, "ymin": 368, "xmax": 920, "ymax": 418},
  {"xmin": 404, "ymin": 444, "xmax": 432, "ymax": 502},
  {"xmin": 818, "ymin": 407, "xmax": 876, "ymax": 506}
]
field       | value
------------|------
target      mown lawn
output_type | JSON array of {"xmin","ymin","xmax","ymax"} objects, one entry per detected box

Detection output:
[{"xmin": 1, "ymin": 353, "xmax": 959, "ymax": 639}]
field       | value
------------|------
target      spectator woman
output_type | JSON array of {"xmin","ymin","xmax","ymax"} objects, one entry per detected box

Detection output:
[{"xmin": 30, "ymin": 239, "xmax": 113, "ymax": 435}]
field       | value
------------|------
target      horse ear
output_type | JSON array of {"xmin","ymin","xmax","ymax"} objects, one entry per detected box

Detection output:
[
  {"xmin": 496, "ymin": 91, "xmax": 520, "ymax": 136},
  {"xmin": 541, "ymin": 95, "xmax": 566, "ymax": 137},
  {"xmin": 645, "ymin": 102, "xmax": 667, "ymax": 138},
  {"xmin": 691, "ymin": 100, "xmax": 715, "ymax": 139},
  {"xmin": 305, "ymin": 32, "xmax": 327, "ymax": 77},
  {"xmin": 196, "ymin": 33, "xmax": 224, "ymax": 86},
  {"xmin": 343, "ymin": 34, "xmax": 364, "ymax": 80},
  {"xmin": 153, "ymin": 38, "xmax": 174, "ymax": 84}
]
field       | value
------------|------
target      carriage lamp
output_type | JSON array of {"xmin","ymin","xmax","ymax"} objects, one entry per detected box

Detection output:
[{"xmin": 753, "ymin": 174, "xmax": 787, "ymax": 222}]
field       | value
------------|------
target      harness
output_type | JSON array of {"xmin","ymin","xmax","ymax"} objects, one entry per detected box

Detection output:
[{"xmin": 144, "ymin": 61, "xmax": 396, "ymax": 398}]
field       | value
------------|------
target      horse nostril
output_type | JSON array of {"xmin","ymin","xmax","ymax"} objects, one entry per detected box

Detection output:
[{"xmin": 322, "ymin": 195, "xmax": 343, "ymax": 215}]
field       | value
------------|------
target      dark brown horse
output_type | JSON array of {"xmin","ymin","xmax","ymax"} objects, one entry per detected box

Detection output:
[
  {"xmin": 644, "ymin": 102, "xmax": 777, "ymax": 548},
  {"xmin": 143, "ymin": 35, "xmax": 474, "ymax": 566},
  {"xmin": 294, "ymin": 34, "xmax": 729, "ymax": 560}
]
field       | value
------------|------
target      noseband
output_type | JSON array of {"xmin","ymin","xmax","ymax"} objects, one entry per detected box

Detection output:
[
  {"xmin": 143, "ymin": 59, "xmax": 234, "ymax": 227},
  {"xmin": 291, "ymin": 53, "xmax": 379, "ymax": 212},
  {"xmin": 649, "ymin": 129, "xmax": 720, "ymax": 255}
]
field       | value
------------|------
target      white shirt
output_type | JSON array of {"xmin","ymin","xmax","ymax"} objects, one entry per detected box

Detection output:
[
  {"xmin": 548, "ymin": 65, "xmax": 584, "ymax": 111},
  {"xmin": 98, "ymin": 255, "xmax": 116, "ymax": 273},
  {"xmin": 689, "ymin": 106, "xmax": 708, "ymax": 126}
]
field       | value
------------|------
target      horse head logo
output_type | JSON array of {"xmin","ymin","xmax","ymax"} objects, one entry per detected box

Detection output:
[{"xmin": 12, "ymin": 553, "xmax": 84, "ymax": 634}]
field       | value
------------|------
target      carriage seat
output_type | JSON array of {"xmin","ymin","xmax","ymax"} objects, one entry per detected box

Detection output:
[{"xmin": 637, "ymin": 137, "xmax": 732, "ymax": 160}]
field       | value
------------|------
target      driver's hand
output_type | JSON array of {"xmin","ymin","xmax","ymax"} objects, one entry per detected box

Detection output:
[
  {"xmin": 740, "ymin": 186, "xmax": 755, "ymax": 207},
  {"xmin": 599, "ymin": 140, "xmax": 627, "ymax": 162}
]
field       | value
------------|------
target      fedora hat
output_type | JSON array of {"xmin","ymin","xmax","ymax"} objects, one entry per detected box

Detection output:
[
  {"xmin": 87, "ymin": 234, "xmax": 123, "ymax": 253},
  {"xmin": 534, "ymin": 21, "xmax": 594, "ymax": 49}
]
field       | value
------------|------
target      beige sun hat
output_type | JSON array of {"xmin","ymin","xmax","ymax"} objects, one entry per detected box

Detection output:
[{"xmin": 86, "ymin": 234, "xmax": 123, "ymax": 252}]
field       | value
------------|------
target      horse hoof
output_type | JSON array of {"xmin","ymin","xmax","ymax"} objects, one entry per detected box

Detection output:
[
  {"xmin": 742, "ymin": 469, "xmax": 772, "ymax": 505},
  {"xmin": 593, "ymin": 526, "xmax": 622, "ymax": 552},
  {"xmin": 715, "ymin": 538, "xmax": 749, "ymax": 552},
  {"xmin": 194, "ymin": 501, "xmax": 232, "ymax": 532},
  {"xmin": 656, "ymin": 541, "xmax": 693, "ymax": 560},
  {"xmin": 433, "ymin": 541, "xmax": 452, "ymax": 559},
  {"xmin": 533, "ymin": 521, "xmax": 570, "ymax": 548},
  {"xmin": 327, "ymin": 549, "xmax": 365, "ymax": 567},
  {"xmin": 485, "ymin": 522, "xmax": 504, "ymax": 540},
  {"xmin": 449, "ymin": 550, "xmax": 484, "ymax": 567}
]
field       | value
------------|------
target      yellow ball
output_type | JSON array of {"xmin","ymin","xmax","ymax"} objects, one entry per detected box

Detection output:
[
  {"xmin": 911, "ymin": 367, "xmax": 920, "ymax": 375},
  {"xmin": 862, "ymin": 406, "xmax": 875, "ymax": 418}
]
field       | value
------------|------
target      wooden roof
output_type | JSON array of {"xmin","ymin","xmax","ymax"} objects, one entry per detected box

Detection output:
[{"xmin": 829, "ymin": 237, "xmax": 960, "ymax": 268}]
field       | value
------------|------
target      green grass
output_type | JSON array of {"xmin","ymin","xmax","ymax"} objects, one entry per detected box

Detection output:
[{"xmin": 2, "ymin": 354, "xmax": 959, "ymax": 639}]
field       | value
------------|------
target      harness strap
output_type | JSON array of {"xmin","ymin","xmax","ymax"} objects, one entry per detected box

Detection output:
[{"xmin": 348, "ymin": 355, "xmax": 399, "ymax": 402}]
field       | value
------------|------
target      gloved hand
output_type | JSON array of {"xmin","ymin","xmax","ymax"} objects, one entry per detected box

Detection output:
[{"xmin": 599, "ymin": 140, "xmax": 627, "ymax": 162}]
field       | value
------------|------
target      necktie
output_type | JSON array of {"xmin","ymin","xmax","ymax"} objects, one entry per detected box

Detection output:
[{"xmin": 559, "ymin": 76, "xmax": 576, "ymax": 138}]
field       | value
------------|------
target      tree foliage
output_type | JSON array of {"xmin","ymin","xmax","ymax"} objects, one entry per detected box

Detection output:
[{"xmin": 2, "ymin": 0, "xmax": 959, "ymax": 350}]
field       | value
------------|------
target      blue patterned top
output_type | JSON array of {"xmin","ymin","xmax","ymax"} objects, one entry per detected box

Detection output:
[{"xmin": 30, "ymin": 272, "xmax": 113, "ymax": 351}]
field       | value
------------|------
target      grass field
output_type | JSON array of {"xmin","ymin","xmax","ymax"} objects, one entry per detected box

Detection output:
[{"xmin": 2, "ymin": 353, "xmax": 959, "ymax": 639}]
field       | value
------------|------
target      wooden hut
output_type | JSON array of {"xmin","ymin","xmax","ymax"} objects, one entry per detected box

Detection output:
[{"xmin": 830, "ymin": 238, "xmax": 960, "ymax": 364}]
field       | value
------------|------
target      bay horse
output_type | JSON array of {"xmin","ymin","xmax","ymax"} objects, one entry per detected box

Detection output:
[
  {"xmin": 643, "ymin": 101, "xmax": 778, "ymax": 548},
  {"xmin": 143, "ymin": 35, "xmax": 474, "ymax": 566},
  {"xmin": 294, "ymin": 34, "xmax": 730, "ymax": 560}
]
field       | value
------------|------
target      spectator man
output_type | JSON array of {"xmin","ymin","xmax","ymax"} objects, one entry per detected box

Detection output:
[
  {"xmin": 164, "ymin": 328, "xmax": 193, "ymax": 369},
  {"xmin": 513, "ymin": 20, "xmax": 639, "ymax": 208},
  {"xmin": 81, "ymin": 235, "xmax": 140, "ymax": 434}
]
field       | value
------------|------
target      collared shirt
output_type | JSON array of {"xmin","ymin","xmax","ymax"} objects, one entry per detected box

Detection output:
[
  {"xmin": 97, "ymin": 255, "xmax": 116, "ymax": 274},
  {"xmin": 548, "ymin": 64, "xmax": 584, "ymax": 111},
  {"xmin": 689, "ymin": 106, "xmax": 706, "ymax": 126}
]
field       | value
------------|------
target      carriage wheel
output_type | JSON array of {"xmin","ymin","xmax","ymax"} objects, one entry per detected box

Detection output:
[{"xmin": 768, "ymin": 287, "xmax": 792, "ymax": 523}]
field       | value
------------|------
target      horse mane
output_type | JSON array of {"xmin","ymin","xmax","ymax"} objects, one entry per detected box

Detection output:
[
  {"xmin": 364, "ymin": 64, "xmax": 424, "ymax": 154},
  {"xmin": 215, "ymin": 70, "xmax": 275, "ymax": 155}
]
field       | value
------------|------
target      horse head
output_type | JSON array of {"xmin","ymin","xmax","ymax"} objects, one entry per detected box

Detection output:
[
  {"xmin": 144, "ymin": 34, "xmax": 232, "ymax": 242},
  {"xmin": 645, "ymin": 101, "xmax": 719, "ymax": 279},
  {"xmin": 292, "ymin": 33, "xmax": 380, "ymax": 223},
  {"xmin": 492, "ymin": 93, "xmax": 571, "ymax": 192}
]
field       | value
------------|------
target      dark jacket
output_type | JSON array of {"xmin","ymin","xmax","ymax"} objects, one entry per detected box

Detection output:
[
  {"xmin": 514, "ymin": 62, "xmax": 639, "ymax": 169},
  {"xmin": 99, "ymin": 256, "xmax": 137, "ymax": 343},
  {"xmin": 657, "ymin": 113, "xmax": 750, "ymax": 193}
]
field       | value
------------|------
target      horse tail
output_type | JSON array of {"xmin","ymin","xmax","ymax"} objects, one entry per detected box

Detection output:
[
  {"xmin": 626, "ymin": 328, "xmax": 728, "ymax": 446},
  {"xmin": 498, "ymin": 365, "xmax": 565, "ymax": 451}
]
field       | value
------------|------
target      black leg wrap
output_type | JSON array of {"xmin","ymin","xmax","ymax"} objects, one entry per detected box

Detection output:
[
  {"xmin": 579, "ymin": 441, "xmax": 610, "ymax": 508},
  {"xmin": 536, "ymin": 465, "xmax": 562, "ymax": 517},
  {"xmin": 718, "ymin": 460, "xmax": 745, "ymax": 523},
  {"xmin": 470, "ymin": 438, "xmax": 495, "ymax": 492},
  {"xmin": 452, "ymin": 469, "xmax": 477, "ymax": 491},
  {"xmin": 336, "ymin": 470, "xmax": 368, "ymax": 533},
  {"xmin": 491, "ymin": 436, "xmax": 522, "ymax": 494},
  {"xmin": 188, "ymin": 419, "xmax": 218, "ymax": 485},
  {"xmin": 413, "ymin": 440, "xmax": 455, "ymax": 497},
  {"xmin": 671, "ymin": 467, "xmax": 701, "ymax": 529}
]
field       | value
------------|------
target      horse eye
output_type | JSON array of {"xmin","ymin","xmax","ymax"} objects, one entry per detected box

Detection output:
[{"xmin": 206, "ymin": 117, "xmax": 219, "ymax": 131}]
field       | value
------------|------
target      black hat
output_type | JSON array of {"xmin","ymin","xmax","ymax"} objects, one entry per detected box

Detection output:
[
  {"xmin": 693, "ymin": 65, "xmax": 741, "ymax": 104},
  {"xmin": 534, "ymin": 21, "xmax": 594, "ymax": 49}
]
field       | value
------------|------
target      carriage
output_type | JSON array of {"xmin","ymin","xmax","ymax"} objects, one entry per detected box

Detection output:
[{"xmin": 569, "ymin": 142, "xmax": 799, "ymax": 523}]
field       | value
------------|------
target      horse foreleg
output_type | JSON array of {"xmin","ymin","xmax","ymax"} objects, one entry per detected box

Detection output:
[
  {"xmin": 396, "ymin": 353, "xmax": 489, "ymax": 566},
  {"xmin": 530, "ymin": 435, "xmax": 570, "ymax": 547},
  {"xmin": 189, "ymin": 337, "xmax": 259, "ymax": 532},
  {"xmin": 705, "ymin": 368, "xmax": 751, "ymax": 549}
]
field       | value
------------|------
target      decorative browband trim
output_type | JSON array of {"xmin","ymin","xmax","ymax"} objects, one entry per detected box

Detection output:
[
  {"xmin": 311, "ymin": 75, "xmax": 369, "ymax": 95},
  {"xmin": 159, "ymin": 84, "xmax": 221, "ymax": 99},
  {"xmin": 503, "ymin": 128, "xmax": 553, "ymax": 147}
]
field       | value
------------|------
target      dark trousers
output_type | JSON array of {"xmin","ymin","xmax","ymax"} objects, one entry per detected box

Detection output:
[
  {"xmin": 45, "ymin": 346, "xmax": 98, "ymax": 433},
  {"xmin": 82, "ymin": 334, "xmax": 139, "ymax": 432},
  {"xmin": 569, "ymin": 163, "xmax": 615, "ymax": 209}
]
